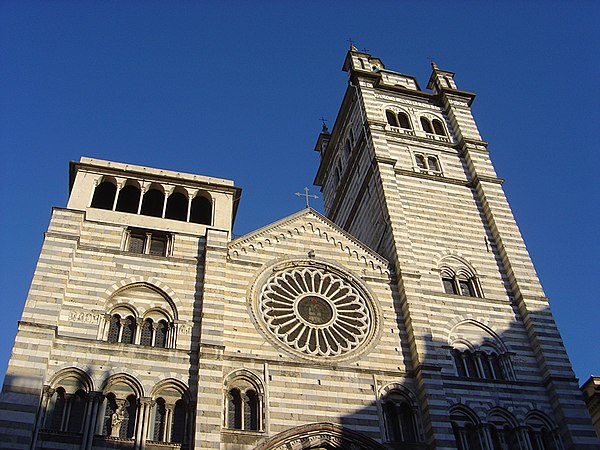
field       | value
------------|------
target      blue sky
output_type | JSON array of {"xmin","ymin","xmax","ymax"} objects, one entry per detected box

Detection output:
[{"xmin": 1, "ymin": 2, "xmax": 598, "ymax": 385}]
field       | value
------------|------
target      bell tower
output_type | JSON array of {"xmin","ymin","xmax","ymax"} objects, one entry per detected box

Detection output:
[{"xmin": 314, "ymin": 47, "xmax": 597, "ymax": 449}]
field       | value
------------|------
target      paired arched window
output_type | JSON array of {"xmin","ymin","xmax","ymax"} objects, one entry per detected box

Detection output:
[
  {"xmin": 451, "ymin": 407, "xmax": 484, "ymax": 450},
  {"xmin": 379, "ymin": 385, "xmax": 421, "ymax": 444},
  {"xmin": 150, "ymin": 382, "xmax": 191, "ymax": 444},
  {"xmin": 414, "ymin": 153, "xmax": 441, "ymax": 173},
  {"xmin": 385, "ymin": 109, "xmax": 412, "ymax": 130},
  {"xmin": 526, "ymin": 414, "xmax": 561, "ymax": 450},
  {"xmin": 439, "ymin": 257, "xmax": 482, "ymax": 297},
  {"xmin": 139, "ymin": 318, "xmax": 168, "ymax": 347},
  {"xmin": 420, "ymin": 116, "xmax": 447, "ymax": 136},
  {"xmin": 90, "ymin": 178, "xmax": 213, "ymax": 225},
  {"xmin": 107, "ymin": 313, "xmax": 136, "ymax": 344},
  {"xmin": 44, "ymin": 370, "xmax": 93, "ymax": 435},
  {"xmin": 100, "ymin": 379, "xmax": 139, "ymax": 439},
  {"xmin": 382, "ymin": 392, "xmax": 418, "ymax": 443},
  {"xmin": 224, "ymin": 371, "xmax": 264, "ymax": 432}
]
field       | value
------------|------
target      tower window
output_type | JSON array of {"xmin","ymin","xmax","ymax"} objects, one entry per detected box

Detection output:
[
  {"xmin": 432, "ymin": 118, "xmax": 447, "ymax": 136},
  {"xmin": 442, "ymin": 275, "xmax": 478, "ymax": 297},
  {"xmin": 91, "ymin": 179, "xmax": 117, "ymax": 210},
  {"xmin": 397, "ymin": 112, "xmax": 412, "ymax": 129},
  {"xmin": 386, "ymin": 110, "xmax": 399, "ymax": 128},
  {"xmin": 190, "ymin": 194, "xmax": 212, "ymax": 225},
  {"xmin": 414, "ymin": 154, "xmax": 442, "ymax": 174},
  {"xmin": 420, "ymin": 117, "xmax": 434, "ymax": 134},
  {"xmin": 116, "ymin": 184, "xmax": 141, "ymax": 214},
  {"xmin": 141, "ymin": 187, "xmax": 165, "ymax": 218},
  {"xmin": 381, "ymin": 390, "xmax": 420, "ymax": 443},
  {"xmin": 125, "ymin": 229, "xmax": 171, "ymax": 257}
]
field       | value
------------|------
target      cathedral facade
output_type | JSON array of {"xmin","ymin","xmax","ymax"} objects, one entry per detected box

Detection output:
[{"xmin": 0, "ymin": 49, "xmax": 597, "ymax": 450}]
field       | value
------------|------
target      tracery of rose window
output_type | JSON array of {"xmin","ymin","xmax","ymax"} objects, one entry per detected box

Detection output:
[{"xmin": 256, "ymin": 266, "xmax": 376, "ymax": 359}]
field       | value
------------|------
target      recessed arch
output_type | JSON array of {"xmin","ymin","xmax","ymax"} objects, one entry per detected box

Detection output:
[
  {"xmin": 254, "ymin": 422, "xmax": 387, "ymax": 450},
  {"xmin": 190, "ymin": 191, "xmax": 212, "ymax": 225},
  {"xmin": 141, "ymin": 183, "xmax": 165, "ymax": 217},
  {"xmin": 101, "ymin": 373, "xmax": 145, "ymax": 398},
  {"xmin": 115, "ymin": 180, "xmax": 141, "ymax": 214},
  {"xmin": 91, "ymin": 176, "xmax": 117, "ymax": 210},
  {"xmin": 48, "ymin": 367, "xmax": 94, "ymax": 393},
  {"xmin": 165, "ymin": 187, "xmax": 188, "ymax": 221}
]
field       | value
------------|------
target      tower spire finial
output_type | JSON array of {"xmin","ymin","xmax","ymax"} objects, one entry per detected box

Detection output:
[
  {"xmin": 347, "ymin": 38, "xmax": 357, "ymax": 52},
  {"xmin": 320, "ymin": 117, "xmax": 329, "ymax": 134}
]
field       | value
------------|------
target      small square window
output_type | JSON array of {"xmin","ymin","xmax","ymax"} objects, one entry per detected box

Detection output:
[
  {"xmin": 149, "ymin": 236, "xmax": 167, "ymax": 256},
  {"xmin": 128, "ymin": 234, "xmax": 146, "ymax": 254},
  {"xmin": 126, "ymin": 229, "xmax": 170, "ymax": 257}
]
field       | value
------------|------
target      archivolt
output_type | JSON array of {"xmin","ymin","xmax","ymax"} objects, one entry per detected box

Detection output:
[{"xmin": 254, "ymin": 422, "xmax": 386, "ymax": 450}]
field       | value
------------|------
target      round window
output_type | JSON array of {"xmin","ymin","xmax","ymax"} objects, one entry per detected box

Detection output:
[{"xmin": 253, "ymin": 263, "xmax": 379, "ymax": 361}]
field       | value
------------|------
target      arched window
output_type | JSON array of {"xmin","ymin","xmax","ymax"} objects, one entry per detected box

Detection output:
[
  {"xmin": 190, "ymin": 195, "xmax": 211, "ymax": 225},
  {"xmin": 47, "ymin": 387, "xmax": 66, "ymax": 431},
  {"xmin": 165, "ymin": 191, "xmax": 188, "ymax": 221},
  {"xmin": 101, "ymin": 375, "xmax": 142, "ymax": 439},
  {"xmin": 344, "ymin": 138, "xmax": 351, "ymax": 159},
  {"xmin": 382, "ymin": 390, "xmax": 418, "ymax": 443},
  {"xmin": 439, "ymin": 257, "xmax": 481, "ymax": 298},
  {"xmin": 432, "ymin": 118, "xmax": 447, "ymax": 136},
  {"xmin": 224, "ymin": 371, "xmax": 264, "ymax": 432},
  {"xmin": 91, "ymin": 180, "xmax": 117, "ymax": 210},
  {"xmin": 415, "ymin": 154, "xmax": 426, "ymax": 170},
  {"xmin": 107, "ymin": 315, "xmax": 121, "ymax": 343},
  {"xmin": 45, "ymin": 370, "xmax": 93, "ymax": 434},
  {"xmin": 124, "ymin": 394, "xmax": 137, "ymax": 438},
  {"xmin": 451, "ymin": 407, "xmax": 483, "ymax": 450},
  {"xmin": 151, "ymin": 380, "xmax": 191, "ymax": 444},
  {"xmin": 101, "ymin": 393, "xmax": 118, "ymax": 436},
  {"xmin": 171, "ymin": 399, "xmax": 187, "ymax": 443},
  {"xmin": 155, "ymin": 320, "xmax": 168, "ymax": 348},
  {"xmin": 386, "ymin": 110, "xmax": 399, "ymax": 128},
  {"xmin": 488, "ymin": 412, "xmax": 520, "ymax": 450},
  {"xmin": 153, "ymin": 398, "xmax": 167, "ymax": 441},
  {"xmin": 526, "ymin": 414, "xmax": 561, "ymax": 450},
  {"xmin": 141, "ymin": 188, "xmax": 165, "ymax": 218},
  {"xmin": 227, "ymin": 388, "xmax": 242, "ymax": 429},
  {"xmin": 244, "ymin": 390, "xmax": 259, "ymax": 431},
  {"xmin": 140, "ymin": 319, "xmax": 153, "ymax": 346},
  {"xmin": 66, "ymin": 390, "xmax": 86, "ymax": 432},
  {"xmin": 397, "ymin": 112, "xmax": 412, "ymax": 129},
  {"xmin": 449, "ymin": 319, "xmax": 514, "ymax": 381},
  {"xmin": 420, "ymin": 117, "xmax": 434, "ymax": 134},
  {"xmin": 115, "ymin": 184, "xmax": 141, "ymax": 214},
  {"xmin": 427, "ymin": 156, "xmax": 440, "ymax": 172},
  {"xmin": 121, "ymin": 315, "xmax": 136, "ymax": 344}
]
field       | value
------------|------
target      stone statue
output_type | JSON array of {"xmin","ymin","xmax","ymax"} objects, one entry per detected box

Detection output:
[{"xmin": 110, "ymin": 403, "xmax": 126, "ymax": 437}]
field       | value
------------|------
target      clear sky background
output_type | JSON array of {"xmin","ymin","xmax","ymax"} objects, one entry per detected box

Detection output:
[{"xmin": 1, "ymin": 2, "xmax": 598, "ymax": 386}]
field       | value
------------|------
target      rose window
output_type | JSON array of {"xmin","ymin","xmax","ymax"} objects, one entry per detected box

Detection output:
[{"xmin": 256, "ymin": 266, "xmax": 375, "ymax": 359}]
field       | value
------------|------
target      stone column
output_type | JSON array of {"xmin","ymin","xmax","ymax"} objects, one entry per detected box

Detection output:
[
  {"xmin": 135, "ymin": 397, "xmax": 153, "ymax": 450},
  {"xmin": 164, "ymin": 404, "xmax": 175, "ymax": 442},
  {"xmin": 30, "ymin": 386, "xmax": 54, "ymax": 450},
  {"xmin": 135, "ymin": 318, "xmax": 144, "ymax": 345}
]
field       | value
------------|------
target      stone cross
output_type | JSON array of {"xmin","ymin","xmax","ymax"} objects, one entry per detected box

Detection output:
[{"xmin": 295, "ymin": 187, "xmax": 319, "ymax": 208}]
